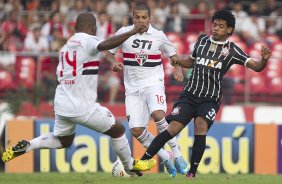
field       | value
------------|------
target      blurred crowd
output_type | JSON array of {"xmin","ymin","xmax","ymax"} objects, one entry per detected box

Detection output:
[
  {"xmin": 1, "ymin": 0, "xmax": 282, "ymax": 52},
  {"xmin": 0, "ymin": 0, "xmax": 282, "ymax": 105}
]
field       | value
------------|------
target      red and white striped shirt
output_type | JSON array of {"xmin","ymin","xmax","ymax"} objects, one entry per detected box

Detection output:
[
  {"xmin": 54, "ymin": 33, "xmax": 101, "ymax": 117},
  {"xmin": 109, "ymin": 24, "xmax": 176, "ymax": 95}
]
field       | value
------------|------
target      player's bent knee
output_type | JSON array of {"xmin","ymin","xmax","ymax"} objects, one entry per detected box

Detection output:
[
  {"xmin": 105, "ymin": 121, "xmax": 125, "ymax": 138},
  {"xmin": 194, "ymin": 117, "xmax": 208, "ymax": 135},
  {"xmin": 58, "ymin": 135, "xmax": 75, "ymax": 148},
  {"xmin": 151, "ymin": 110, "xmax": 165, "ymax": 122},
  {"xmin": 167, "ymin": 121, "xmax": 185, "ymax": 137},
  {"xmin": 113, "ymin": 121, "xmax": 125, "ymax": 133},
  {"xmin": 130, "ymin": 127, "xmax": 145, "ymax": 138}
]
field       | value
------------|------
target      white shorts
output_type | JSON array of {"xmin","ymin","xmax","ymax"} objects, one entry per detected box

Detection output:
[
  {"xmin": 125, "ymin": 85, "xmax": 167, "ymax": 129},
  {"xmin": 54, "ymin": 103, "xmax": 115, "ymax": 137}
]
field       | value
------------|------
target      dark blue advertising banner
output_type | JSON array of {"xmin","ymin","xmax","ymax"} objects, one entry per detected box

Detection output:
[
  {"xmin": 34, "ymin": 119, "xmax": 132, "ymax": 173},
  {"xmin": 171, "ymin": 122, "xmax": 254, "ymax": 174},
  {"xmin": 34, "ymin": 119, "xmax": 254, "ymax": 174}
]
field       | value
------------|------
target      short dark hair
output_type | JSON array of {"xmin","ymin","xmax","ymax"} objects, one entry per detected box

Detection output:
[
  {"xmin": 98, "ymin": 10, "xmax": 107, "ymax": 16},
  {"xmin": 212, "ymin": 10, "xmax": 236, "ymax": 35},
  {"xmin": 133, "ymin": 3, "xmax": 150, "ymax": 17},
  {"xmin": 75, "ymin": 12, "xmax": 96, "ymax": 32}
]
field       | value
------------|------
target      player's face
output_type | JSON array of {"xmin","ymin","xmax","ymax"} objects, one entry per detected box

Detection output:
[
  {"xmin": 133, "ymin": 10, "xmax": 150, "ymax": 31},
  {"xmin": 212, "ymin": 19, "xmax": 233, "ymax": 41}
]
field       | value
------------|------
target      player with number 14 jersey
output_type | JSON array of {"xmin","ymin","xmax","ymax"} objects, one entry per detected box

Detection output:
[{"xmin": 55, "ymin": 33, "xmax": 101, "ymax": 117}]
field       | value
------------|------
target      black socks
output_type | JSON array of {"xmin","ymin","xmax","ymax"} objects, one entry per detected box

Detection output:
[
  {"xmin": 188, "ymin": 135, "xmax": 206, "ymax": 175},
  {"xmin": 141, "ymin": 130, "xmax": 172, "ymax": 160}
]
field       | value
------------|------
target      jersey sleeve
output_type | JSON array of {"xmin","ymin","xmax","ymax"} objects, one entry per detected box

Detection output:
[
  {"xmin": 108, "ymin": 27, "xmax": 125, "ymax": 54},
  {"xmin": 231, "ymin": 43, "xmax": 251, "ymax": 66},
  {"xmin": 86, "ymin": 36, "xmax": 102, "ymax": 55},
  {"xmin": 191, "ymin": 34, "xmax": 206, "ymax": 59},
  {"xmin": 161, "ymin": 31, "xmax": 177, "ymax": 57}
]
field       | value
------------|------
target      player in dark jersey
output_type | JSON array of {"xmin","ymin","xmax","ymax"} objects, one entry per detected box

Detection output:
[{"xmin": 138, "ymin": 10, "xmax": 271, "ymax": 178}]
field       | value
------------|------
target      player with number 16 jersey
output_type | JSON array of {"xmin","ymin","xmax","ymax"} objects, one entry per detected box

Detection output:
[{"xmin": 108, "ymin": 4, "xmax": 189, "ymax": 177}]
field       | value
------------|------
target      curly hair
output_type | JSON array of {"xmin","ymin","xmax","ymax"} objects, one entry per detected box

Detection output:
[{"xmin": 212, "ymin": 10, "xmax": 236, "ymax": 35}]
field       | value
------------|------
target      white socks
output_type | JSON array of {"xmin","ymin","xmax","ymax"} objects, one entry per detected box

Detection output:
[
  {"xmin": 26, "ymin": 132, "xmax": 63, "ymax": 152},
  {"xmin": 137, "ymin": 129, "xmax": 170, "ymax": 161},
  {"xmin": 111, "ymin": 134, "xmax": 134, "ymax": 170},
  {"xmin": 26, "ymin": 132, "xmax": 134, "ymax": 171},
  {"xmin": 156, "ymin": 118, "xmax": 181, "ymax": 158}
]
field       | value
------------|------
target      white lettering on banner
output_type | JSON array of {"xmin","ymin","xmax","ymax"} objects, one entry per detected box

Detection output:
[
  {"xmin": 56, "ymin": 148, "xmax": 70, "ymax": 172},
  {"xmin": 254, "ymin": 107, "xmax": 282, "ymax": 124},
  {"xmin": 38, "ymin": 123, "xmax": 113, "ymax": 173},
  {"xmin": 71, "ymin": 136, "xmax": 97, "ymax": 172},
  {"xmin": 222, "ymin": 137, "xmax": 249, "ymax": 174},
  {"xmin": 220, "ymin": 106, "xmax": 246, "ymax": 123},
  {"xmin": 40, "ymin": 124, "xmax": 50, "ymax": 172}
]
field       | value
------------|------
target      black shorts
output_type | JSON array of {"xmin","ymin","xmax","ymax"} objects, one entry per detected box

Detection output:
[{"xmin": 166, "ymin": 92, "xmax": 220, "ymax": 129}]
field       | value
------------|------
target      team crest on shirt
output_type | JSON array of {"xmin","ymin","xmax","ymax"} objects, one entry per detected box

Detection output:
[
  {"xmin": 220, "ymin": 46, "xmax": 230, "ymax": 56},
  {"xmin": 171, "ymin": 106, "xmax": 181, "ymax": 115},
  {"xmin": 209, "ymin": 43, "xmax": 217, "ymax": 52},
  {"xmin": 135, "ymin": 51, "xmax": 148, "ymax": 66}
]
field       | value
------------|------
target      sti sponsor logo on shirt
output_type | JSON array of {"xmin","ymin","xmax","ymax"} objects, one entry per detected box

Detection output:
[
  {"xmin": 196, "ymin": 57, "xmax": 222, "ymax": 69},
  {"xmin": 132, "ymin": 39, "xmax": 152, "ymax": 50}
]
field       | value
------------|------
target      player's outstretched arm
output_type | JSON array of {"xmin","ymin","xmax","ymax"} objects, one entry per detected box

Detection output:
[
  {"xmin": 170, "ymin": 55, "xmax": 194, "ymax": 68},
  {"xmin": 97, "ymin": 24, "xmax": 147, "ymax": 51},
  {"xmin": 246, "ymin": 45, "xmax": 271, "ymax": 72}
]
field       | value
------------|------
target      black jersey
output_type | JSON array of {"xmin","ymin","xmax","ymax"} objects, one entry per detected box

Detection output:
[{"xmin": 184, "ymin": 34, "xmax": 250, "ymax": 103}]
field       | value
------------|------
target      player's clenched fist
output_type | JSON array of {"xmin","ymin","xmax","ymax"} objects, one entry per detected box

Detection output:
[
  {"xmin": 112, "ymin": 62, "xmax": 124, "ymax": 72},
  {"xmin": 170, "ymin": 55, "xmax": 179, "ymax": 66},
  {"xmin": 261, "ymin": 45, "xmax": 271, "ymax": 60},
  {"xmin": 131, "ymin": 24, "xmax": 148, "ymax": 34}
]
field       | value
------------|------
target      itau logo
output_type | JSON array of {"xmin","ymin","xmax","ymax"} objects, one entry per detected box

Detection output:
[{"xmin": 135, "ymin": 51, "xmax": 148, "ymax": 66}]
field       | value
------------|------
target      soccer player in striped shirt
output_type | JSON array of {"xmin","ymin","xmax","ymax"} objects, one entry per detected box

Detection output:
[
  {"xmin": 140, "ymin": 10, "xmax": 271, "ymax": 178},
  {"xmin": 107, "ymin": 3, "xmax": 188, "ymax": 177}
]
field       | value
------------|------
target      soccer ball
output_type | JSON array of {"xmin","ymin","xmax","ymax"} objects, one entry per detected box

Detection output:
[{"xmin": 112, "ymin": 159, "xmax": 135, "ymax": 178}]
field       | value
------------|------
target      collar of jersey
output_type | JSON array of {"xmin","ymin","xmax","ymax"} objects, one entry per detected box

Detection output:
[
  {"xmin": 209, "ymin": 36, "xmax": 229, "ymax": 45},
  {"xmin": 146, "ymin": 24, "xmax": 153, "ymax": 34}
]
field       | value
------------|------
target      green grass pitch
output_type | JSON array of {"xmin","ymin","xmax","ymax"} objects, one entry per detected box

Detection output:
[{"xmin": 0, "ymin": 173, "xmax": 282, "ymax": 184}]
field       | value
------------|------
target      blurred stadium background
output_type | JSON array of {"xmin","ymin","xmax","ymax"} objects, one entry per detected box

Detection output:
[{"xmin": 0, "ymin": 0, "xmax": 282, "ymax": 180}]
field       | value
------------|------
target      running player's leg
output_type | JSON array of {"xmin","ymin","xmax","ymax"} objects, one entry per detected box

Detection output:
[
  {"xmin": 141, "ymin": 97, "xmax": 195, "ymax": 176},
  {"xmin": 80, "ymin": 103, "xmax": 155, "ymax": 173},
  {"xmin": 2, "ymin": 115, "xmax": 75, "ymax": 162},
  {"xmin": 127, "ymin": 92, "xmax": 176, "ymax": 177},
  {"xmin": 141, "ymin": 120, "xmax": 185, "ymax": 161},
  {"xmin": 186, "ymin": 116, "xmax": 207, "ymax": 179},
  {"xmin": 141, "ymin": 97, "xmax": 195, "ymax": 160},
  {"xmin": 147, "ymin": 85, "xmax": 188, "ymax": 174},
  {"xmin": 186, "ymin": 101, "xmax": 219, "ymax": 178}
]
